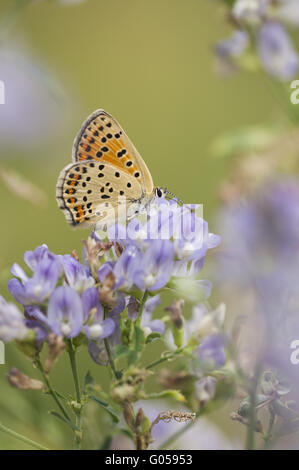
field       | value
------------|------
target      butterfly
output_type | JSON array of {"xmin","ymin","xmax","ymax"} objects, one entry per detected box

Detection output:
[{"xmin": 56, "ymin": 109, "xmax": 169, "ymax": 230}]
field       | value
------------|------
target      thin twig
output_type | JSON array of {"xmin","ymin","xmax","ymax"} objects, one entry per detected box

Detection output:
[
  {"xmin": 103, "ymin": 306, "xmax": 119, "ymax": 380},
  {"xmin": 0, "ymin": 422, "xmax": 49, "ymax": 450},
  {"xmin": 67, "ymin": 340, "xmax": 82, "ymax": 450},
  {"xmin": 146, "ymin": 348, "xmax": 184, "ymax": 370},
  {"xmin": 136, "ymin": 291, "xmax": 149, "ymax": 327},
  {"xmin": 35, "ymin": 358, "xmax": 71, "ymax": 422}
]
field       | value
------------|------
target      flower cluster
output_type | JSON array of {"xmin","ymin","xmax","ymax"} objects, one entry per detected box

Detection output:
[
  {"xmin": 215, "ymin": 177, "xmax": 299, "ymax": 382},
  {"xmin": 0, "ymin": 199, "xmax": 221, "ymax": 367},
  {"xmin": 215, "ymin": 0, "xmax": 299, "ymax": 80}
]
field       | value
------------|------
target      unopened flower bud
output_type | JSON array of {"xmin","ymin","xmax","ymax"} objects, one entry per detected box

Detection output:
[
  {"xmin": 123, "ymin": 402, "xmax": 134, "ymax": 427},
  {"xmin": 135, "ymin": 408, "xmax": 145, "ymax": 428},
  {"xmin": 7, "ymin": 368, "xmax": 44, "ymax": 390}
]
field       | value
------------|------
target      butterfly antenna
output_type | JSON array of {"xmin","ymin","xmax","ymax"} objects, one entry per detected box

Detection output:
[{"xmin": 164, "ymin": 188, "xmax": 184, "ymax": 206}]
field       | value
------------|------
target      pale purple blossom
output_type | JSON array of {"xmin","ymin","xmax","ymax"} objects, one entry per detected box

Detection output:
[
  {"xmin": 47, "ymin": 286, "xmax": 83, "ymax": 338},
  {"xmin": 0, "ymin": 45, "xmax": 66, "ymax": 151},
  {"xmin": 197, "ymin": 334, "xmax": 226, "ymax": 369},
  {"xmin": 8, "ymin": 257, "xmax": 62, "ymax": 305},
  {"xmin": 258, "ymin": 22, "xmax": 299, "ymax": 80},
  {"xmin": 216, "ymin": 30, "xmax": 249, "ymax": 59},
  {"xmin": 98, "ymin": 199, "xmax": 219, "ymax": 293},
  {"xmin": 60, "ymin": 255, "xmax": 95, "ymax": 293},
  {"xmin": 0, "ymin": 297, "xmax": 29, "ymax": 342},
  {"xmin": 215, "ymin": 178, "xmax": 299, "ymax": 382},
  {"xmin": 24, "ymin": 244, "xmax": 57, "ymax": 271},
  {"xmin": 134, "ymin": 294, "xmax": 165, "ymax": 335},
  {"xmin": 82, "ymin": 287, "xmax": 115, "ymax": 340},
  {"xmin": 215, "ymin": 1, "xmax": 299, "ymax": 80}
]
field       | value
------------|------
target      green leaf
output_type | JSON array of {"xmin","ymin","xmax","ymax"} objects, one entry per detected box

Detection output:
[
  {"xmin": 49, "ymin": 411, "xmax": 78, "ymax": 431},
  {"xmin": 133, "ymin": 325, "xmax": 145, "ymax": 352},
  {"xmin": 114, "ymin": 344, "xmax": 130, "ymax": 359},
  {"xmin": 127, "ymin": 326, "xmax": 146, "ymax": 365},
  {"xmin": 90, "ymin": 396, "xmax": 119, "ymax": 423},
  {"xmin": 52, "ymin": 390, "xmax": 66, "ymax": 400},
  {"xmin": 128, "ymin": 350, "xmax": 138, "ymax": 366},
  {"xmin": 146, "ymin": 332, "xmax": 162, "ymax": 344}
]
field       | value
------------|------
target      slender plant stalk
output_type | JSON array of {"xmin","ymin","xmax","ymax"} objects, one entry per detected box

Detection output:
[
  {"xmin": 246, "ymin": 390, "xmax": 256, "ymax": 450},
  {"xmin": 36, "ymin": 358, "xmax": 71, "ymax": 422},
  {"xmin": 103, "ymin": 306, "xmax": 119, "ymax": 380},
  {"xmin": 136, "ymin": 291, "xmax": 149, "ymax": 327},
  {"xmin": 146, "ymin": 348, "xmax": 184, "ymax": 370},
  {"xmin": 245, "ymin": 366, "xmax": 261, "ymax": 450},
  {"xmin": 264, "ymin": 409, "xmax": 275, "ymax": 449},
  {"xmin": 0, "ymin": 422, "xmax": 49, "ymax": 450},
  {"xmin": 104, "ymin": 337, "xmax": 119, "ymax": 380},
  {"xmin": 67, "ymin": 340, "xmax": 82, "ymax": 450}
]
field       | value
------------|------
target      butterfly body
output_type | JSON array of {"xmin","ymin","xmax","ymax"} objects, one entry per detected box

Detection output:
[{"xmin": 56, "ymin": 109, "xmax": 162, "ymax": 229}]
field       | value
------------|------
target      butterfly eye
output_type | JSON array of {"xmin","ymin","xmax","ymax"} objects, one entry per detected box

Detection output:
[{"xmin": 155, "ymin": 188, "xmax": 163, "ymax": 198}]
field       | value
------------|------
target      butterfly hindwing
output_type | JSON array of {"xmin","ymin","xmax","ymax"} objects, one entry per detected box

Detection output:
[
  {"xmin": 72, "ymin": 109, "xmax": 154, "ymax": 196},
  {"xmin": 56, "ymin": 160, "xmax": 144, "ymax": 227}
]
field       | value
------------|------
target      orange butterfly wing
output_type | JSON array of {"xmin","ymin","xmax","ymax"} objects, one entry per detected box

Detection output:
[{"xmin": 72, "ymin": 109, "xmax": 154, "ymax": 196}]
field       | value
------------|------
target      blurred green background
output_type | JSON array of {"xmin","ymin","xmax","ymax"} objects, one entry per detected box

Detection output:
[{"xmin": 0, "ymin": 0, "xmax": 285, "ymax": 449}]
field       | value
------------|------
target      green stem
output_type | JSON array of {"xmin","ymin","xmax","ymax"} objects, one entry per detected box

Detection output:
[
  {"xmin": 36, "ymin": 358, "xmax": 71, "ymax": 422},
  {"xmin": 158, "ymin": 412, "xmax": 200, "ymax": 450},
  {"xmin": 104, "ymin": 337, "xmax": 119, "ymax": 380},
  {"xmin": 146, "ymin": 348, "xmax": 184, "ymax": 370},
  {"xmin": 67, "ymin": 340, "xmax": 82, "ymax": 450},
  {"xmin": 0, "ymin": 422, "xmax": 49, "ymax": 450},
  {"xmin": 245, "ymin": 366, "xmax": 261, "ymax": 451},
  {"xmin": 136, "ymin": 291, "xmax": 149, "ymax": 327},
  {"xmin": 103, "ymin": 306, "xmax": 119, "ymax": 380},
  {"xmin": 246, "ymin": 391, "xmax": 256, "ymax": 450},
  {"xmin": 264, "ymin": 408, "xmax": 275, "ymax": 449}
]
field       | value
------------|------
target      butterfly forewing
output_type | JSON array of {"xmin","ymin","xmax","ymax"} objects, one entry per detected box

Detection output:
[
  {"xmin": 72, "ymin": 109, "xmax": 154, "ymax": 196},
  {"xmin": 57, "ymin": 109, "xmax": 155, "ymax": 228}
]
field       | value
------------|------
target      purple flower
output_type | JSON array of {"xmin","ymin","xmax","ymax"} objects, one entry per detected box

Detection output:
[
  {"xmin": 82, "ymin": 287, "xmax": 115, "ymax": 340},
  {"xmin": 258, "ymin": 22, "xmax": 299, "ymax": 80},
  {"xmin": 0, "ymin": 45, "xmax": 66, "ymax": 151},
  {"xmin": 0, "ymin": 296, "xmax": 29, "ymax": 342},
  {"xmin": 47, "ymin": 286, "xmax": 83, "ymax": 338},
  {"xmin": 88, "ymin": 341, "xmax": 108, "ymax": 366},
  {"xmin": 98, "ymin": 200, "xmax": 219, "ymax": 294},
  {"xmin": 187, "ymin": 303, "xmax": 226, "ymax": 340},
  {"xmin": 24, "ymin": 245, "xmax": 57, "ymax": 271},
  {"xmin": 216, "ymin": 30, "xmax": 249, "ymax": 59},
  {"xmin": 60, "ymin": 255, "xmax": 95, "ymax": 293},
  {"xmin": 8, "ymin": 257, "xmax": 62, "ymax": 305},
  {"xmin": 215, "ymin": 177, "xmax": 299, "ymax": 383},
  {"xmin": 127, "ymin": 294, "xmax": 165, "ymax": 335},
  {"xmin": 197, "ymin": 334, "xmax": 226, "ymax": 369},
  {"xmin": 112, "ymin": 245, "xmax": 142, "ymax": 289},
  {"xmin": 134, "ymin": 240, "xmax": 175, "ymax": 292},
  {"xmin": 87, "ymin": 296, "xmax": 122, "ymax": 365}
]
